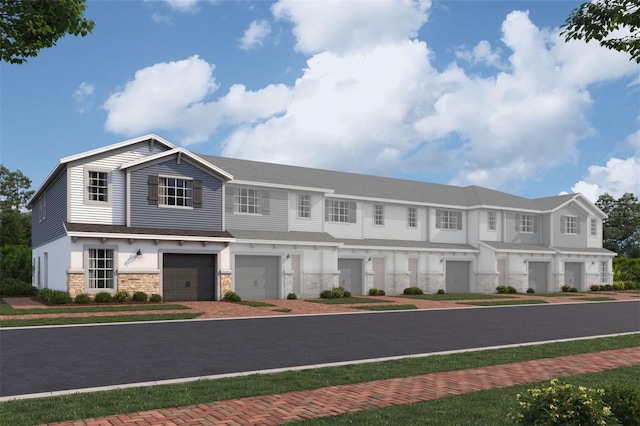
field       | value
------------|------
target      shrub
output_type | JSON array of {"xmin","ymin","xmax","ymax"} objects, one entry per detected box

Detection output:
[
  {"xmin": 74, "ymin": 293, "xmax": 92, "ymax": 304},
  {"xmin": 436, "ymin": 289, "xmax": 445, "ymax": 294},
  {"xmin": 510, "ymin": 379, "xmax": 617, "ymax": 425},
  {"xmin": 612, "ymin": 281, "xmax": 626, "ymax": 290},
  {"xmin": 0, "ymin": 244, "xmax": 32, "ymax": 283},
  {"xmin": 602, "ymin": 384, "xmax": 640, "ymax": 426},
  {"xmin": 343, "ymin": 290, "xmax": 351, "ymax": 298},
  {"xmin": 506, "ymin": 286, "xmax": 517, "ymax": 294},
  {"xmin": 568, "ymin": 286, "xmax": 578, "ymax": 292},
  {"xmin": 0, "ymin": 277, "xmax": 37, "ymax": 296},
  {"xmin": 150, "ymin": 294, "xmax": 162, "ymax": 303},
  {"xmin": 403, "ymin": 286, "xmax": 423, "ymax": 295},
  {"xmin": 94, "ymin": 292, "xmax": 113, "ymax": 303},
  {"xmin": 604, "ymin": 284, "xmax": 613, "ymax": 291},
  {"xmin": 223, "ymin": 291, "xmax": 241, "ymax": 302},
  {"xmin": 320, "ymin": 290, "xmax": 333, "ymax": 299},
  {"xmin": 496, "ymin": 285, "xmax": 508, "ymax": 294},
  {"xmin": 38, "ymin": 288, "xmax": 72, "ymax": 304},
  {"xmin": 132, "ymin": 291, "xmax": 148, "ymax": 302},
  {"xmin": 114, "ymin": 290, "xmax": 130, "ymax": 303},
  {"xmin": 526, "ymin": 288, "xmax": 535, "ymax": 294},
  {"xmin": 561, "ymin": 285, "xmax": 571, "ymax": 292},
  {"xmin": 590, "ymin": 285, "xmax": 601, "ymax": 291},
  {"xmin": 613, "ymin": 257, "xmax": 640, "ymax": 290},
  {"xmin": 286, "ymin": 292, "xmax": 297, "ymax": 300},
  {"xmin": 330, "ymin": 286, "xmax": 345, "ymax": 298},
  {"xmin": 368, "ymin": 288, "xmax": 385, "ymax": 296}
]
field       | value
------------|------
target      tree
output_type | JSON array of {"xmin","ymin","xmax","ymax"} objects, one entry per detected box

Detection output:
[
  {"xmin": 561, "ymin": 0, "xmax": 640, "ymax": 64},
  {"xmin": 1, "ymin": 0, "xmax": 94, "ymax": 64},
  {"xmin": 0, "ymin": 165, "xmax": 34, "ymax": 210},
  {"xmin": 596, "ymin": 192, "xmax": 640, "ymax": 257}
]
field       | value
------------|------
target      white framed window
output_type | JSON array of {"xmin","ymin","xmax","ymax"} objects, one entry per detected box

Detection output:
[
  {"xmin": 88, "ymin": 248, "xmax": 114, "ymax": 290},
  {"xmin": 326, "ymin": 200, "xmax": 356, "ymax": 223},
  {"xmin": 374, "ymin": 204, "xmax": 384, "ymax": 226},
  {"xmin": 235, "ymin": 188, "xmax": 262, "ymax": 214},
  {"xmin": 298, "ymin": 194, "xmax": 311, "ymax": 218},
  {"xmin": 487, "ymin": 211, "xmax": 496, "ymax": 231},
  {"xmin": 517, "ymin": 214, "xmax": 535, "ymax": 233},
  {"xmin": 564, "ymin": 216, "xmax": 578, "ymax": 235},
  {"xmin": 600, "ymin": 261, "xmax": 608, "ymax": 283},
  {"xmin": 39, "ymin": 192, "xmax": 47, "ymax": 222},
  {"xmin": 87, "ymin": 171, "xmax": 108, "ymax": 202},
  {"xmin": 159, "ymin": 176, "xmax": 193, "ymax": 208},
  {"xmin": 407, "ymin": 207, "xmax": 417, "ymax": 228},
  {"xmin": 436, "ymin": 209, "xmax": 462, "ymax": 230},
  {"xmin": 590, "ymin": 218, "xmax": 597, "ymax": 237}
]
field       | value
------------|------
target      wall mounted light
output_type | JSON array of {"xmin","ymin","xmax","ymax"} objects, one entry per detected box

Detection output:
[
  {"xmin": 286, "ymin": 253, "xmax": 291, "ymax": 259},
  {"xmin": 367, "ymin": 257, "xmax": 372, "ymax": 262},
  {"xmin": 136, "ymin": 249, "xmax": 142, "ymax": 256}
]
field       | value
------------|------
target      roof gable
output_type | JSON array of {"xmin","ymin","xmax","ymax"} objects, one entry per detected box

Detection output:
[{"xmin": 121, "ymin": 148, "xmax": 233, "ymax": 181}]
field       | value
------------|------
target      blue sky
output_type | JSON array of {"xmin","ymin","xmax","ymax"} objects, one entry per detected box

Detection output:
[{"xmin": 1, "ymin": 0, "xmax": 638, "ymax": 202}]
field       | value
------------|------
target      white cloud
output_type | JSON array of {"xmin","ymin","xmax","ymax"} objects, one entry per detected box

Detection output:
[
  {"xmin": 572, "ymin": 157, "xmax": 640, "ymax": 202},
  {"xmin": 239, "ymin": 20, "xmax": 271, "ymax": 50},
  {"xmin": 73, "ymin": 82, "xmax": 95, "ymax": 113},
  {"xmin": 455, "ymin": 40, "xmax": 504, "ymax": 69},
  {"xmin": 151, "ymin": 13, "xmax": 172, "ymax": 25},
  {"xmin": 163, "ymin": 0, "xmax": 198, "ymax": 12},
  {"xmin": 272, "ymin": 0, "xmax": 431, "ymax": 54}
]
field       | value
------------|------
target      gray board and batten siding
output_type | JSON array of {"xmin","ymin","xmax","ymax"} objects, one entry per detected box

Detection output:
[
  {"xmin": 129, "ymin": 159, "xmax": 223, "ymax": 231},
  {"xmin": 31, "ymin": 171, "xmax": 68, "ymax": 248},
  {"xmin": 225, "ymin": 186, "xmax": 288, "ymax": 232}
]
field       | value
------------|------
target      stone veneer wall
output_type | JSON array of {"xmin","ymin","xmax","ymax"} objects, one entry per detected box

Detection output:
[
  {"xmin": 303, "ymin": 273, "xmax": 339, "ymax": 298},
  {"xmin": 508, "ymin": 274, "xmax": 528, "ymax": 292},
  {"xmin": 220, "ymin": 272, "xmax": 232, "ymax": 296},
  {"xmin": 424, "ymin": 274, "xmax": 445, "ymax": 293},
  {"xmin": 67, "ymin": 273, "xmax": 84, "ymax": 298},
  {"xmin": 552, "ymin": 274, "xmax": 564, "ymax": 292},
  {"xmin": 388, "ymin": 273, "xmax": 409, "ymax": 295},
  {"xmin": 475, "ymin": 274, "xmax": 498, "ymax": 293},
  {"xmin": 118, "ymin": 273, "xmax": 160, "ymax": 296}
]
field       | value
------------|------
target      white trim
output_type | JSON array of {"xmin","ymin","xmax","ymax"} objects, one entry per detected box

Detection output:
[
  {"xmin": 231, "ymin": 179, "xmax": 334, "ymax": 194},
  {"xmin": 120, "ymin": 148, "xmax": 233, "ymax": 181},
  {"xmin": 67, "ymin": 231, "xmax": 235, "ymax": 244}
]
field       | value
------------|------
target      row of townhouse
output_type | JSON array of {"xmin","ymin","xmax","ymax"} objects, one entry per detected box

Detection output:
[{"xmin": 29, "ymin": 135, "xmax": 615, "ymax": 301}]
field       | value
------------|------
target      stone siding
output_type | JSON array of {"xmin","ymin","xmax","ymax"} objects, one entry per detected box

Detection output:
[
  {"xmin": 508, "ymin": 274, "xmax": 528, "ymax": 292},
  {"xmin": 118, "ymin": 273, "xmax": 160, "ymax": 297},
  {"xmin": 67, "ymin": 273, "xmax": 84, "ymax": 298},
  {"xmin": 388, "ymin": 273, "xmax": 409, "ymax": 295},
  {"xmin": 220, "ymin": 272, "xmax": 232, "ymax": 295},
  {"xmin": 476, "ymin": 274, "xmax": 498, "ymax": 293},
  {"xmin": 424, "ymin": 274, "xmax": 445, "ymax": 293}
]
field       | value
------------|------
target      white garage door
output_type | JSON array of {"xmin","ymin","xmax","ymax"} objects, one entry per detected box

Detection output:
[{"xmin": 235, "ymin": 255, "xmax": 280, "ymax": 299}]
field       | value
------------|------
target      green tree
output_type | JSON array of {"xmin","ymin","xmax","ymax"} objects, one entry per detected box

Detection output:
[
  {"xmin": 596, "ymin": 192, "xmax": 640, "ymax": 257},
  {"xmin": 562, "ymin": 0, "xmax": 640, "ymax": 64},
  {"xmin": 1, "ymin": 0, "xmax": 95, "ymax": 64},
  {"xmin": 0, "ymin": 165, "xmax": 34, "ymax": 210}
]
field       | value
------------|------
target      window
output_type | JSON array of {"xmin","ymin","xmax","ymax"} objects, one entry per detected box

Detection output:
[
  {"xmin": 516, "ymin": 214, "xmax": 535, "ymax": 233},
  {"xmin": 563, "ymin": 216, "xmax": 578, "ymax": 235},
  {"xmin": 88, "ymin": 249, "xmax": 114, "ymax": 289},
  {"xmin": 590, "ymin": 218, "xmax": 597, "ymax": 237},
  {"xmin": 326, "ymin": 200, "xmax": 356, "ymax": 223},
  {"xmin": 235, "ymin": 188, "xmax": 262, "ymax": 214},
  {"xmin": 374, "ymin": 204, "xmax": 384, "ymax": 226},
  {"xmin": 159, "ymin": 177, "xmax": 193, "ymax": 207},
  {"xmin": 436, "ymin": 209, "xmax": 462, "ymax": 230},
  {"xmin": 487, "ymin": 211, "xmax": 496, "ymax": 231},
  {"xmin": 39, "ymin": 192, "xmax": 47, "ymax": 222},
  {"xmin": 298, "ymin": 194, "xmax": 311, "ymax": 218},
  {"xmin": 87, "ymin": 171, "xmax": 108, "ymax": 202},
  {"xmin": 600, "ymin": 261, "xmax": 608, "ymax": 283},
  {"xmin": 407, "ymin": 207, "xmax": 417, "ymax": 228}
]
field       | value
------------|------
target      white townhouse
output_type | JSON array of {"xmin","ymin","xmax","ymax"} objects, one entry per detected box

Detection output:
[{"xmin": 28, "ymin": 135, "xmax": 615, "ymax": 301}]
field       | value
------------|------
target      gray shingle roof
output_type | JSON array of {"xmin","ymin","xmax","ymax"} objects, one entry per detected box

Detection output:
[
  {"xmin": 339, "ymin": 238, "xmax": 478, "ymax": 251},
  {"xmin": 227, "ymin": 229, "xmax": 339, "ymax": 244},
  {"xmin": 65, "ymin": 222, "xmax": 233, "ymax": 239},
  {"xmin": 199, "ymin": 154, "xmax": 574, "ymax": 211},
  {"xmin": 481, "ymin": 241, "xmax": 555, "ymax": 252}
]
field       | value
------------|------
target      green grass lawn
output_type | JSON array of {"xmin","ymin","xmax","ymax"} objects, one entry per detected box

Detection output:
[
  {"xmin": 354, "ymin": 304, "xmax": 417, "ymax": 311},
  {"xmin": 397, "ymin": 293, "xmax": 516, "ymax": 301},
  {"xmin": 461, "ymin": 299, "xmax": 549, "ymax": 306},
  {"xmin": 1, "ymin": 334, "xmax": 637, "ymax": 425},
  {"xmin": 533, "ymin": 292, "xmax": 585, "ymax": 297},
  {"xmin": 0, "ymin": 299, "xmax": 190, "ymax": 315},
  {"xmin": 306, "ymin": 297, "xmax": 393, "ymax": 304},
  {"xmin": 233, "ymin": 300, "xmax": 276, "ymax": 307},
  {"xmin": 0, "ymin": 313, "xmax": 201, "ymax": 327}
]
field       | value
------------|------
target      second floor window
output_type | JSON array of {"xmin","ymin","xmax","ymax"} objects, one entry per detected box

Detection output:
[
  {"xmin": 590, "ymin": 218, "xmax": 597, "ymax": 236},
  {"xmin": 326, "ymin": 200, "xmax": 356, "ymax": 223},
  {"xmin": 374, "ymin": 204, "xmax": 384, "ymax": 226},
  {"xmin": 235, "ymin": 188, "xmax": 262, "ymax": 214},
  {"xmin": 436, "ymin": 209, "xmax": 462, "ymax": 230},
  {"xmin": 87, "ymin": 171, "xmax": 108, "ymax": 202},
  {"xmin": 298, "ymin": 194, "xmax": 311, "ymax": 218},
  {"xmin": 39, "ymin": 192, "xmax": 47, "ymax": 222},
  {"xmin": 517, "ymin": 214, "xmax": 535, "ymax": 233},
  {"xmin": 488, "ymin": 211, "xmax": 496, "ymax": 231},
  {"xmin": 159, "ymin": 177, "xmax": 193, "ymax": 207},
  {"xmin": 407, "ymin": 207, "xmax": 417, "ymax": 228}
]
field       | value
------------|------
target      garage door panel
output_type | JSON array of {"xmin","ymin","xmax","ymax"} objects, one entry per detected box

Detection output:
[
  {"xmin": 163, "ymin": 254, "xmax": 216, "ymax": 302},
  {"xmin": 235, "ymin": 256, "xmax": 280, "ymax": 300},
  {"xmin": 446, "ymin": 261, "xmax": 470, "ymax": 293},
  {"xmin": 528, "ymin": 262, "xmax": 548, "ymax": 292}
]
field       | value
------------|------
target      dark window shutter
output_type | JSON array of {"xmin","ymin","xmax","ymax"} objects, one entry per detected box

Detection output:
[
  {"xmin": 515, "ymin": 214, "xmax": 520, "ymax": 231},
  {"xmin": 560, "ymin": 216, "xmax": 565, "ymax": 233},
  {"xmin": 349, "ymin": 201, "xmax": 357, "ymax": 223},
  {"xmin": 262, "ymin": 191, "xmax": 270, "ymax": 215},
  {"xmin": 325, "ymin": 200, "xmax": 331, "ymax": 221},
  {"xmin": 436, "ymin": 210, "xmax": 442, "ymax": 229},
  {"xmin": 148, "ymin": 175, "xmax": 158, "ymax": 205},
  {"xmin": 533, "ymin": 216, "xmax": 538, "ymax": 233},
  {"xmin": 225, "ymin": 187, "xmax": 234, "ymax": 213},
  {"xmin": 193, "ymin": 180, "xmax": 202, "ymax": 208},
  {"xmin": 457, "ymin": 211, "xmax": 463, "ymax": 230},
  {"xmin": 577, "ymin": 217, "xmax": 581, "ymax": 234}
]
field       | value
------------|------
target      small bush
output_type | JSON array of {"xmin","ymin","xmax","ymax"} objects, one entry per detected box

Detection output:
[
  {"xmin": 568, "ymin": 286, "xmax": 578, "ymax": 292},
  {"xmin": 94, "ymin": 292, "xmax": 113, "ymax": 303},
  {"xmin": 496, "ymin": 285, "xmax": 508, "ymax": 294},
  {"xmin": 561, "ymin": 285, "xmax": 571, "ymax": 292},
  {"xmin": 436, "ymin": 289, "xmax": 445, "ymax": 294},
  {"xmin": 286, "ymin": 292, "xmax": 297, "ymax": 300},
  {"xmin": 511, "ymin": 379, "xmax": 617, "ymax": 425},
  {"xmin": 132, "ymin": 291, "xmax": 148, "ymax": 302},
  {"xmin": 604, "ymin": 284, "xmax": 613, "ymax": 291},
  {"xmin": 74, "ymin": 293, "xmax": 92, "ymax": 304},
  {"xmin": 114, "ymin": 290, "xmax": 130, "ymax": 303},
  {"xmin": 0, "ymin": 277, "xmax": 38, "ymax": 296},
  {"xmin": 526, "ymin": 288, "xmax": 535, "ymax": 294},
  {"xmin": 150, "ymin": 294, "xmax": 162, "ymax": 303},
  {"xmin": 403, "ymin": 286, "xmax": 423, "ymax": 295},
  {"xmin": 38, "ymin": 288, "xmax": 72, "ymax": 304},
  {"xmin": 320, "ymin": 290, "xmax": 333, "ymax": 299},
  {"xmin": 223, "ymin": 291, "xmax": 241, "ymax": 302},
  {"xmin": 612, "ymin": 281, "xmax": 626, "ymax": 290},
  {"xmin": 343, "ymin": 290, "xmax": 351, "ymax": 298},
  {"xmin": 368, "ymin": 288, "xmax": 385, "ymax": 296},
  {"xmin": 602, "ymin": 384, "xmax": 640, "ymax": 426},
  {"xmin": 330, "ymin": 287, "xmax": 345, "ymax": 298},
  {"xmin": 506, "ymin": 286, "xmax": 517, "ymax": 294},
  {"xmin": 590, "ymin": 285, "xmax": 600, "ymax": 291}
]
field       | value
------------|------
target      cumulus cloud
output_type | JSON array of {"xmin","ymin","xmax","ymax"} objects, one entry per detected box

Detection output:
[
  {"xmin": 162, "ymin": 0, "xmax": 199, "ymax": 12},
  {"xmin": 455, "ymin": 40, "xmax": 504, "ymax": 69},
  {"xmin": 73, "ymin": 81, "xmax": 95, "ymax": 113},
  {"xmin": 239, "ymin": 20, "xmax": 271, "ymax": 50},
  {"xmin": 572, "ymin": 157, "xmax": 640, "ymax": 202}
]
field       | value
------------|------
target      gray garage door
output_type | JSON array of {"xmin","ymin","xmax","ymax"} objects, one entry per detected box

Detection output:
[
  {"xmin": 528, "ymin": 262, "xmax": 548, "ymax": 292},
  {"xmin": 235, "ymin": 255, "xmax": 280, "ymax": 299},
  {"xmin": 564, "ymin": 262, "xmax": 583, "ymax": 290},
  {"xmin": 446, "ymin": 261, "xmax": 471, "ymax": 293},
  {"xmin": 338, "ymin": 258, "xmax": 363, "ymax": 296},
  {"xmin": 163, "ymin": 254, "xmax": 216, "ymax": 302}
]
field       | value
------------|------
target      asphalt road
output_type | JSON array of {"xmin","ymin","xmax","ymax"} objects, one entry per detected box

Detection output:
[{"xmin": 1, "ymin": 301, "xmax": 638, "ymax": 398}]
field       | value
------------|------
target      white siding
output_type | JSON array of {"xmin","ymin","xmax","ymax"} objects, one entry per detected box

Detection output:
[
  {"xmin": 363, "ymin": 203, "xmax": 423, "ymax": 241},
  {"xmin": 324, "ymin": 201, "xmax": 363, "ymax": 239},
  {"xmin": 478, "ymin": 210, "xmax": 502, "ymax": 242},
  {"xmin": 69, "ymin": 144, "xmax": 165, "ymax": 225},
  {"xmin": 428, "ymin": 207, "xmax": 467, "ymax": 244},
  {"xmin": 289, "ymin": 192, "xmax": 324, "ymax": 232}
]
